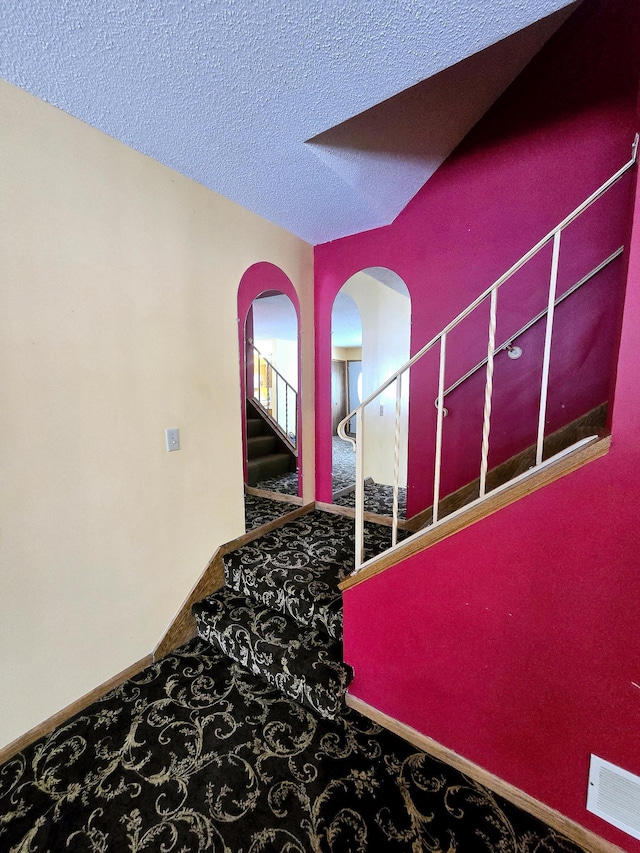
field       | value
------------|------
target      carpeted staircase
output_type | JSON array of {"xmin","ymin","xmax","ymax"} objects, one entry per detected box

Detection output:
[
  {"xmin": 193, "ymin": 510, "xmax": 392, "ymax": 719},
  {"xmin": 246, "ymin": 403, "xmax": 295, "ymax": 486}
]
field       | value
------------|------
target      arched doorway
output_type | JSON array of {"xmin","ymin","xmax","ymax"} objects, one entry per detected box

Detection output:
[
  {"xmin": 330, "ymin": 268, "xmax": 411, "ymax": 515},
  {"xmin": 330, "ymin": 290, "xmax": 362, "ymax": 495},
  {"xmin": 238, "ymin": 264, "xmax": 301, "ymax": 498}
]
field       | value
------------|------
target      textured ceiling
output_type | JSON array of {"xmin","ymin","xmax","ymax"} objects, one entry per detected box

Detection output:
[{"xmin": 0, "ymin": 0, "xmax": 578, "ymax": 244}]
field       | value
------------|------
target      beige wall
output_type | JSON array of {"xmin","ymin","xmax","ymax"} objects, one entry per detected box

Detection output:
[
  {"xmin": 332, "ymin": 346, "xmax": 362, "ymax": 361},
  {"xmin": 0, "ymin": 80, "xmax": 314, "ymax": 750}
]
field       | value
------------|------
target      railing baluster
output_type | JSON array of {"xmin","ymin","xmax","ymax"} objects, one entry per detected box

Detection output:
[
  {"xmin": 432, "ymin": 334, "xmax": 447, "ymax": 524},
  {"xmin": 479, "ymin": 287, "xmax": 498, "ymax": 498},
  {"xmin": 259, "ymin": 356, "xmax": 264, "ymax": 405},
  {"xmin": 355, "ymin": 407, "xmax": 365, "ymax": 569},
  {"xmin": 537, "ymin": 230, "xmax": 562, "ymax": 465},
  {"xmin": 284, "ymin": 382, "xmax": 288, "ymax": 436},
  {"xmin": 392, "ymin": 377, "xmax": 402, "ymax": 547}
]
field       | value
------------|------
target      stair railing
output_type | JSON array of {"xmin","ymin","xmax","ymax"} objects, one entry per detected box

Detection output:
[
  {"xmin": 338, "ymin": 136, "xmax": 638, "ymax": 573},
  {"xmin": 434, "ymin": 246, "xmax": 625, "ymax": 414},
  {"xmin": 249, "ymin": 341, "xmax": 298, "ymax": 452}
]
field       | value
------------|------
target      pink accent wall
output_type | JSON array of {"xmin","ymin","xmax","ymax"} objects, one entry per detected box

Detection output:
[
  {"xmin": 315, "ymin": 0, "xmax": 640, "ymax": 846},
  {"xmin": 237, "ymin": 262, "xmax": 302, "ymax": 494},
  {"xmin": 343, "ymin": 170, "xmax": 640, "ymax": 847},
  {"xmin": 314, "ymin": 0, "xmax": 640, "ymax": 515}
]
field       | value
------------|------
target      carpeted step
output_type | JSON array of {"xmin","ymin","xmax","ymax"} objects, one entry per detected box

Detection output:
[
  {"xmin": 246, "ymin": 417, "xmax": 267, "ymax": 438},
  {"xmin": 226, "ymin": 553, "xmax": 345, "ymax": 641},
  {"xmin": 223, "ymin": 511, "xmax": 356, "ymax": 642},
  {"xmin": 247, "ymin": 434, "xmax": 278, "ymax": 459},
  {"xmin": 223, "ymin": 511, "xmax": 397, "ymax": 635},
  {"xmin": 246, "ymin": 452, "xmax": 292, "ymax": 485},
  {"xmin": 193, "ymin": 588, "xmax": 352, "ymax": 719}
]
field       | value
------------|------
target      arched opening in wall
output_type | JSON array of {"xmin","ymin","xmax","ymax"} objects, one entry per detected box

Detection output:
[
  {"xmin": 330, "ymin": 268, "xmax": 411, "ymax": 518},
  {"xmin": 331, "ymin": 291, "xmax": 362, "ymax": 495},
  {"xmin": 238, "ymin": 272, "xmax": 301, "ymax": 500},
  {"xmin": 245, "ymin": 291, "xmax": 299, "ymax": 495}
]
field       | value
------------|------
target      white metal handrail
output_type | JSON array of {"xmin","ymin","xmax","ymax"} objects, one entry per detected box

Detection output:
[
  {"xmin": 434, "ymin": 246, "xmax": 624, "ymax": 411},
  {"xmin": 338, "ymin": 136, "xmax": 637, "ymax": 573},
  {"xmin": 248, "ymin": 341, "xmax": 298, "ymax": 452}
]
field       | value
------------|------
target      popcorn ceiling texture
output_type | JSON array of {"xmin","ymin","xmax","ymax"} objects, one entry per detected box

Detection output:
[{"xmin": 0, "ymin": 0, "xmax": 577, "ymax": 242}]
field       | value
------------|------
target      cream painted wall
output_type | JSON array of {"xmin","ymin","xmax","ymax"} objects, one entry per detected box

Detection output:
[
  {"xmin": 332, "ymin": 346, "xmax": 362, "ymax": 361},
  {"xmin": 0, "ymin": 80, "xmax": 314, "ymax": 750},
  {"xmin": 342, "ymin": 273, "xmax": 410, "ymax": 486}
]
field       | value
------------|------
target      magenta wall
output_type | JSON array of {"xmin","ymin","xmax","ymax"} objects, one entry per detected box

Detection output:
[
  {"xmin": 237, "ymin": 262, "xmax": 301, "ymax": 493},
  {"xmin": 314, "ymin": 0, "xmax": 640, "ymax": 847},
  {"xmin": 343, "ymin": 170, "xmax": 640, "ymax": 848},
  {"xmin": 314, "ymin": 0, "xmax": 640, "ymax": 516}
]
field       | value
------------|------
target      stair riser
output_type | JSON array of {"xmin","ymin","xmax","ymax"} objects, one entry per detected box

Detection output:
[
  {"xmin": 193, "ymin": 593, "xmax": 351, "ymax": 720},
  {"xmin": 247, "ymin": 435, "xmax": 278, "ymax": 459},
  {"xmin": 224, "ymin": 558, "xmax": 343, "ymax": 642},
  {"xmin": 246, "ymin": 418, "xmax": 267, "ymax": 438},
  {"xmin": 221, "ymin": 510, "xmax": 361, "ymax": 642},
  {"xmin": 246, "ymin": 453, "xmax": 293, "ymax": 486}
]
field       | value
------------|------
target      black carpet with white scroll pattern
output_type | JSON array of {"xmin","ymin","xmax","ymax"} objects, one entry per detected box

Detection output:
[{"xmin": 0, "ymin": 639, "xmax": 588, "ymax": 853}]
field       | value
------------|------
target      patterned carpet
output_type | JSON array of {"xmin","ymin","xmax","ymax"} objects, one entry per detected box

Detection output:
[
  {"xmin": 333, "ymin": 482, "xmax": 407, "ymax": 519},
  {"xmin": 244, "ymin": 493, "xmax": 298, "ymax": 532},
  {"xmin": 0, "ymin": 639, "xmax": 588, "ymax": 853},
  {"xmin": 254, "ymin": 471, "xmax": 299, "ymax": 496},
  {"xmin": 196, "ymin": 510, "xmax": 401, "ymax": 719},
  {"xmin": 332, "ymin": 437, "xmax": 407, "ymax": 518},
  {"xmin": 251, "ymin": 438, "xmax": 405, "ymax": 519},
  {"xmin": 332, "ymin": 435, "xmax": 356, "ymax": 492},
  {"xmin": 1, "ymin": 510, "xmax": 589, "ymax": 852}
]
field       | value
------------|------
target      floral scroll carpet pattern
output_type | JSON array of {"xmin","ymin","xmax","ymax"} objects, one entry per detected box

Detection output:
[
  {"xmin": 331, "ymin": 436, "xmax": 407, "ymax": 518},
  {"xmin": 254, "ymin": 471, "xmax": 300, "ymax": 496},
  {"xmin": 244, "ymin": 493, "xmax": 298, "ymax": 532},
  {"xmin": 195, "ymin": 511, "xmax": 371, "ymax": 720},
  {"xmin": 0, "ymin": 640, "xmax": 588, "ymax": 853},
  {"xmin": 333, "ymin": 482, "xmax": 408, "ymax": 519}
]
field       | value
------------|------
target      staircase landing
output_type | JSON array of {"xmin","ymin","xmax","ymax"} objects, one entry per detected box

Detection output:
[{"xmin": 193, "ymin": 509, "xmax": 395, "ymax": 718}]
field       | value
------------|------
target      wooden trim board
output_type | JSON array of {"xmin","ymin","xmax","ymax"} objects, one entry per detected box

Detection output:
[
  {"xmin": 153, "ymin": 501, "xmax": 316, "ymax": 660},
  {"xmin": 340, "ymin": 435, "xmax": 610, "ymax": 590},
  {"xmin": 346, "ymin": 694, "xmax": 625, "ymax": 853},
  {"xmin": 244, "ymin": 484, "xmax": 303, "ymax": 505},
  {"xmin": 0, "ymin": 655, "xmax": 153, "ymax": 767},
  {"xmin": 315, "ymin": 500, "xmax": 412, "ymax": 531},
  {"xmin": 331, "ymin": 476, "xmax": 373, "ymax": 500}
]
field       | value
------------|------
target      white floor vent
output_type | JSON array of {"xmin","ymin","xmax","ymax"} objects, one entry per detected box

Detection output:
[{"xmin": 587, "ymin": 755, "xmax": 640, "ymax": 841}]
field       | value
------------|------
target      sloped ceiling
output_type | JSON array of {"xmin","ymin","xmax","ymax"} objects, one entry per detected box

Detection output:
[{"xmin": 0, "ymin": 0, "xmax": 578, "ymax": 244}]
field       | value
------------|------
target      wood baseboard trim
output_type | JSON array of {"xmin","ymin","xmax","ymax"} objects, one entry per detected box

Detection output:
[
  {"xmin": 0, "ymin": 655, "xmax": 153, "ymax": 767},
  {"xmin": 153, "ymin": 501, "xmax": 316, "ymax": 661},
  {"xmin": 346, "ymin": 694, "xmax": 624, "ymax": 853},
  {"xmin": 331, "ymin": 476, "xmax": 373, "ymax": 500},
  {"xmin": 315, "ymin": 500, "xmax": 412, "ymax": 530},
  {"xmin": 340, "ymin": 435, "xmax": 610, "ymax": 590},
  {"xmin": 244, "ymin": 485, "xmax": 303, "ymax": 505}
]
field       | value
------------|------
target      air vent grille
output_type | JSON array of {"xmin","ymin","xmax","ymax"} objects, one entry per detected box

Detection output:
[{"xmin": 587, "ymin": 755, "xmax": 640, "ymax": 841}]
